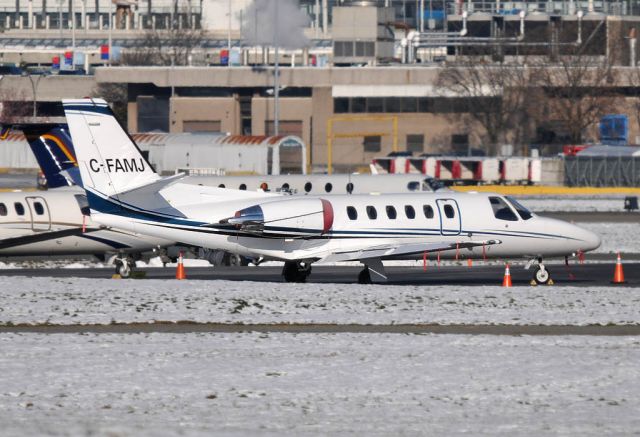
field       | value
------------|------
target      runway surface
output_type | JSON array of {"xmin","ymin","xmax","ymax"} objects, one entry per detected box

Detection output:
[{"xmin": 1, "ymin": 262, "xmax": 637, "ymax": 286}]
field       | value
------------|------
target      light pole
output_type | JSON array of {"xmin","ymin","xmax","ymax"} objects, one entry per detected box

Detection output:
[
  {"xmin": 22, "ymin": 72, "xmax": 49, "ymax": 119},
  {"xmin": 273, "ymin": 0, "xmax": 280, "ymax": 136}
]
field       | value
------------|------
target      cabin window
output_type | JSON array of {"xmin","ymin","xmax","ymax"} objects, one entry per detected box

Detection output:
[
  {"xmin": 489, "ymin": 197, "xmax": 518, "ymax": 221},
  {"xmin": 407, "ymin": 181, "xmax": 420, "ymax": 191},
  {"xmin": 366, "ymin": 205, "xmax": 377, "ymax": 220},
  {"xmin": 443, "ymin": 204, "xmax": 455, "ymax": 219},
  {"xmin": 347, "ymin": 206, "xmax": 358, "ymax": 220},
  {"xmin": 346, "ymin": 182, "xmax": 354, "ymax": 194},
  {"xmin": 14, "ymin": 202, "xmax": 25, "ymax": 216},
  {"xmin": 239, "ymin": 184, "xmax": 247, "ymax": 191},
  {"xmin": 218, "ymin": 184, "xmax": 225, "ymax": 188},
  {"xmin": 304, "ymin": 182, "xmax": 312, "ymax": 193},
  {"xmin": 33, "ymin": 202, "xmax": 45, "ymax": 215},
  {"xmin": 0, "ymin": 203, "xmax": 6, "ymax": 216},
  {"xmin": 423, "ymin": 205, "xmax": 434, "ymax": 219},
  {"xmin": 506, "ymin": 196, "xmax": 533, "ymax": 220},
  {"xmin": 325, "ymin": 183, "xmax": 333, "ymax": 193},
  {"xmin": 405, "ymin": 205, "xmax": 415, "ymax": 219},
  {"xmin": 386, "ymin": 206, "xmax": 397, "ymax": 219},
  {"xmin": 282, "ymin": 183, "xmax": 290, "ymax": 191}
]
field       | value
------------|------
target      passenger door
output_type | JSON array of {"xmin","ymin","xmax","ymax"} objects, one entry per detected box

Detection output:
[
  {"xmin": 25, "ymin": 196, "xmax": 51, "ymax": 231},
  {"xmin": 436, "ymin": 199, "xmax": 461, "ymax": 236}
]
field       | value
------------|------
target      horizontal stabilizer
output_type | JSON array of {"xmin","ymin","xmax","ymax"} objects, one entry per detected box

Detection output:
[{"xmin": 318, "ymin": 239, "xmax": 501, "ymax": 264}]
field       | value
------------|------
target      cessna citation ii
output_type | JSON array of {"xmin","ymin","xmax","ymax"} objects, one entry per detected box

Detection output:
[
  {"xmin": 0, "ymin": 123, "xmax": 174, "ymax": 276},
  {"xmin": 64, "ymin": 98, "xmax": 601, "ymax": 284}
]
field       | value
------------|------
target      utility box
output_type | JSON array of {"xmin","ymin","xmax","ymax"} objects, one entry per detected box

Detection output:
[
  {"xmin": 332, "ymin": 2, "xmax": 395, "ymax": 65},
  {"xmin": 600, "ymin": 114, "xmax": 628, "ymax": 146}
]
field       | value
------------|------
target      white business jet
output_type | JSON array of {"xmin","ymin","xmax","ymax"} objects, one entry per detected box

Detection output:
[
  {"xmin": 64, "ymin": 98, "xmax": 600, "ymax": 284},
  {"xmin": 0, "ymin": 123, "xmax": 174, "ymax": 276}
]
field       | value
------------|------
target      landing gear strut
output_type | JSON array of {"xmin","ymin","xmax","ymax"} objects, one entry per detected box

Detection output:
[
  {"xmin": 532, "ymin": 257, "xmax": 553, "ymax": 285},
  {"xmin": 282, "ymin": 261, "xmax": 312, "ymax": 283}
]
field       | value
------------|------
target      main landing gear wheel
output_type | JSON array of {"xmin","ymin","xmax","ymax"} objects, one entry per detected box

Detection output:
[
  {"xmin": 114, "ymin": 259, "xmax": 134, "ymax": 278},
  {"xmin": 358, "ymin": 267, "xmax": 372, "ymax": 284},
  {"xmin": 532, "ymin": 260, "xmax": 554, "ymax": 285},
  {"xmin": 282, "ymin": 261, "xmax": 312, "ymax": 283}
]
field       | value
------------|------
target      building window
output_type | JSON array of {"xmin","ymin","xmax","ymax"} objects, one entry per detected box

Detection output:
[
  {"xmin": 407, "ymin": 134, "xmax": 424, "ymax": 153},
  {"xmin": 363, "ymin": 135, "xmax": 381, "ymax": 153},
  {"xmin": 385, "ymin": 97, "xmax": 401, "ymax": 113},
  {"xmin": 334, "ymin": 98, "xmax": 349, "ymax": 114},
  {"xmin": 347, "ymin": 206, "xmax": 358, "ymax": 220},
  {"xmin": 265, "ymin": 120, "xmax": 303, "ymax": 137},
  {"xmin": 366, "ymin": 97, "xmax": 384, "ymax": 113},
  {"xmin": 351, "ymin": 98, "xmax": 366, "ymax": 113},
  {"xmin": 401, "ymin": 98, "xmax": 418, "ymax": 113},
  {"xmin": 366, "ymin": 205, "xmax": 377, "ymax": 220},
  {"xmin": 183, "ymin": 120, "xmax": 221, "ymax": 133}
]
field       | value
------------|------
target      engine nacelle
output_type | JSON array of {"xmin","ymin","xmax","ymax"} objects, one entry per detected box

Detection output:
[{"xmin": 227, "ymin": 198, "xmax": 334, "ymax": 237}]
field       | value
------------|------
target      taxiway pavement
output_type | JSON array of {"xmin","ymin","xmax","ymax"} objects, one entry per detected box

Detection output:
[{"xmin": 1, "ymin": 262, "xmax": 637, "ymax": 286}]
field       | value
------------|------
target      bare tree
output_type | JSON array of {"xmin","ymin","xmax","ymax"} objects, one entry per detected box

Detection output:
[
  {"xmin": 437, "ymin": 54, "xmax": 536, "ymax": 155},
  {"xmin": 0, "ymin": 88, "xmax": 32, "ymax": 123},
  {"xmin": 120, "ymin": 24, "xmax": 205, "ymax": 66},
  {"xmin": 92, "ymin": 83, "xmax": 128, "ymax": 124},
  {"xmin": 532, "ymin": 26, "xmax": 618, "ymax": 145}
]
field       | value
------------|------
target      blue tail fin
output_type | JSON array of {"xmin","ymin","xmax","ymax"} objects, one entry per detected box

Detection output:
[{"xmin": 21, "ymin": 124, "xmax": 82, "ymax": 188}]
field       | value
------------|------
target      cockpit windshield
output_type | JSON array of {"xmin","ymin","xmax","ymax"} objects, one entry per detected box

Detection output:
[{"xmin": 506, "ymin": 196, "xmax": 534, "ymax": 220}]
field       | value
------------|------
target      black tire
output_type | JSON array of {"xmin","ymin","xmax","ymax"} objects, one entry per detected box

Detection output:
[
  {"xmin": 533, "ymin": 266, "xmax": 551, "ymax": 285},
  {"xmin": 358, "ymin": 268, "xmax": 372, "ymax": 284},
  {"xmin": 282, "ymin": 262, "xmax": 310, "ymax": 283},
  {"xmin": 115, "ymin": 260, "xmax": 132, "ymax": 278}
]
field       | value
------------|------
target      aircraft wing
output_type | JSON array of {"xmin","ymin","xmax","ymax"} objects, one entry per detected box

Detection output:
[{"xmin": 317, "ymin": 239, "xmax": 501, "ymax": 264}]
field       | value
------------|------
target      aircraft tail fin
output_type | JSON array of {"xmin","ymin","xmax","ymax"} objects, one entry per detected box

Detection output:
[
  {"xmin": 62, "ymin": 98, "xmax": 160, "ymax": 198},
  {"xmin": 23, "ymin": 124, "xmax": 81, "ymax": 188}
]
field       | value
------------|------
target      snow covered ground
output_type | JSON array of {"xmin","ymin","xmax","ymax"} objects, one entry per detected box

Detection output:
[
  {"xmin": 0, "ymin": 332, "xmax": 639, "ymax": 436},
  {"xmin": 518, "ymin": 197, "xmax": 628, "ymax": 212},
  {"xmin": 577, "ymin": 222, "xmax": 639, "ymax": 254},
  {"xmin": 1, "ymin": 277, "xmax": 640, "ymax": 326}
]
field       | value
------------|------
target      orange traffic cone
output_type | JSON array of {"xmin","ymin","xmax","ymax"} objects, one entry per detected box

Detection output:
[
  {"xmin": 176, "ymin": 251, "xmax": 187, "ymax": 280},
  {"xmin": 502, "ymin": 263, "xmax": 512, "ymax": 287},
  {"xmin": 612, "ymin": 252, "xmax": 626, "ymax": 284}
]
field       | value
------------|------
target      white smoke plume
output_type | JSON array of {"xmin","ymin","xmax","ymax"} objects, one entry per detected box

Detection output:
[{"xmin": 241, "ymin": 0, "xmax": 310, "ymax": 49}]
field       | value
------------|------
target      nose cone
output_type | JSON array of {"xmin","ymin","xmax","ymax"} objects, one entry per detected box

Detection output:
[{"xmin": 571, "ymin": 223, "xmax": 601, "ymax": 252}]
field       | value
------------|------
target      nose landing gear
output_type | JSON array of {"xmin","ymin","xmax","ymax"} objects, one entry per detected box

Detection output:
[
  {"xmin": 282, "ymin": 261, "xmax": 312, "ymax": 283},
  {"xmin": 530, "ymin": 257, "xmax": 554, "ymax": 285}
]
